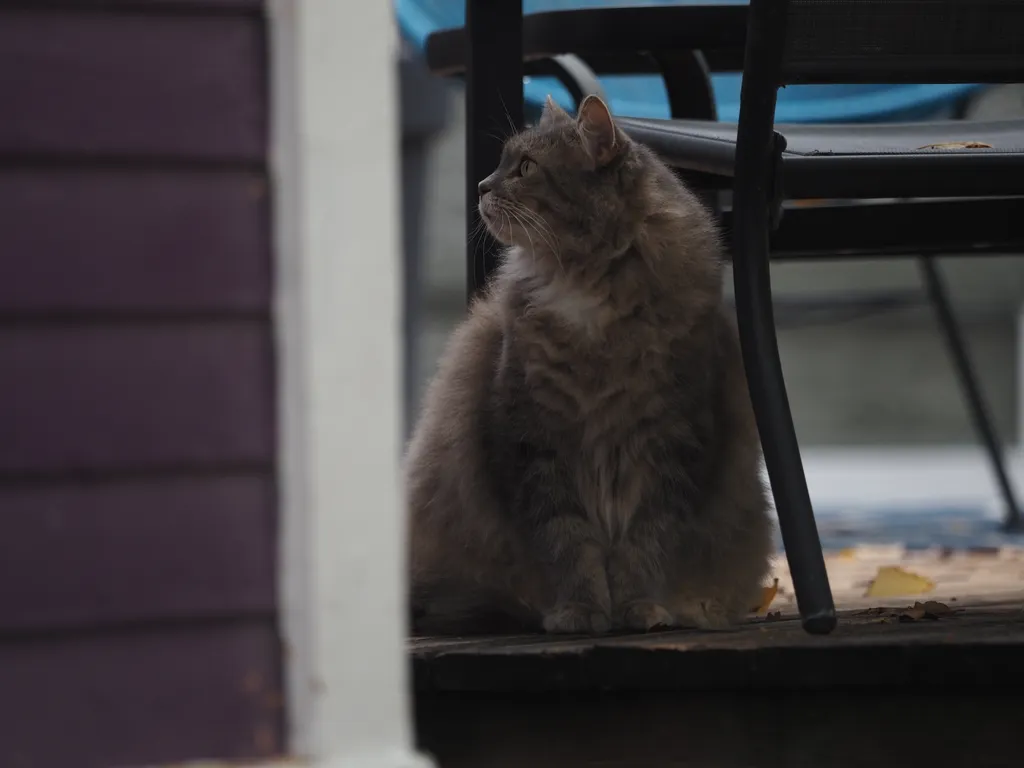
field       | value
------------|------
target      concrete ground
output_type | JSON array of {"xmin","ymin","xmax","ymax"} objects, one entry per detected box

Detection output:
[{"xmin": 412, "ymin": 84, "xmax": 1024, "ymax": 448}]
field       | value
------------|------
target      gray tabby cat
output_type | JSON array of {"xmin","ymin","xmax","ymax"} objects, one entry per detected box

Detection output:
[{"xmin": 407, "ymin": 95, "xmax": 773, "ymax": 634}]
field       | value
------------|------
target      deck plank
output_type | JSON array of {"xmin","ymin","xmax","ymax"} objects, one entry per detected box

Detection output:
[{"xmin": 412, "ymin": 546, "xmax": 1024, "ymax": 691}]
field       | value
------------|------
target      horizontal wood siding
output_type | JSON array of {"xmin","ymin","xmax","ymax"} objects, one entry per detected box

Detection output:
[
  {"xmin": 0, "ymin": 326, "xmax": 273, "ymax": 473},
  {"xmin": 0, "ymin": 170, "xmax": 270, "ymax": 314},
  {"xmin": 1, "ymin": 621, "xmax": 281, "ymax": 768},
  {"xmin": 0, "ymin": 2, "xmax": 280, "ymax": 765},
  {"xmin": 0, "ymin": 475, "xmax": 275, "ymax": 631},
  {"xmin": 0, "ymin": 10, "xmax": 265, "ymax": 160}
]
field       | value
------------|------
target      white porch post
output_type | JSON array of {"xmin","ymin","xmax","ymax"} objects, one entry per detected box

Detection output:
[{"xmin": 269, "ymin": 1, "xmax": 430, "ymax": 765}]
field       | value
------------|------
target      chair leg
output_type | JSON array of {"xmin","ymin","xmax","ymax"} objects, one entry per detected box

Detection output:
[
  {"xmin": 732, "ymin": 248, "xmax": 836, "ymax": 634},
  {"xmin": 918, "ymin": 256, "xmax": 1022, "ymax": 532},
  {"xmin": 464, "ymin": 0, "xmax": 524, "ymax": 303},
  {"xmin": 730, "ymin": 163, "xmax": 836, "ymax": 633}
]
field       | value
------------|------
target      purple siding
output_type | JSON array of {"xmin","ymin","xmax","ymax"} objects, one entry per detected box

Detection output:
[
  {"xmin": 0, "ymin": 475, "xmax": 275, "ymax": 631},
  {"xmin": 0, "ymin": 326, "xmax": 273, "ymax": 473},
  {"xmin": 0, "ymin": 171, "xmax": 270, "ymax": 314},
  {"xmin": 0, "ymin": 1, "xmax": 280, "ymax": 765},
  {"xmin": 0, "ymin": 10, "xmax": 265, "ymax": 160},
  {"xmin": 1, "ymin": 621, "xmax": 282, "ymax": 768}
]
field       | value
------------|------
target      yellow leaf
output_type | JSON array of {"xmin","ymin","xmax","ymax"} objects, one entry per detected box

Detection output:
[
  {"xmin": 753, "ymin": 578, "xmax": 779, "ymax": 614},
  {"xmin": 864, "ymin": 566, "xmax": 935, "ymax": 598},
  {"xmin": 918, "ymin": 141, "xmax": 993, "ymax": 150}
]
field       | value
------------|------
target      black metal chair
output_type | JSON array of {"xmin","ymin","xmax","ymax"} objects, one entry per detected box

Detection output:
[{"xmin": 426, "ymin": 0, "xmax": 1024, "ymax": 635}]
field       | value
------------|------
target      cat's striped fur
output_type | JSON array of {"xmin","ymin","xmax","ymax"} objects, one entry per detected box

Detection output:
[{"xmin": 407, "ymin": 96, "xmax": 772, "ymax": 634}]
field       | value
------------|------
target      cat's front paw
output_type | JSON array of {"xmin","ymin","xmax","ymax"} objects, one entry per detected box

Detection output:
[
  {"xmin": 676, "ymin": 598, "xmax": 733, "ymax": 630},
  {"xmin": 543, "ymin": 603, "xmax": 611, "ymax": 634},
  {"xmin": 619, "ymin": 601, "xmax": 675, "ymax": 632}
]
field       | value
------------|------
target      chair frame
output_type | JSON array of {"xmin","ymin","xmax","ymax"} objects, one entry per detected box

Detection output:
[
  {"xmin": 454, "ymin": 0, "xmax": 1024, "ymax": 636},
  {"xmin": 731, "ymin": 0, "xmax": 835, "ymax": 632}
]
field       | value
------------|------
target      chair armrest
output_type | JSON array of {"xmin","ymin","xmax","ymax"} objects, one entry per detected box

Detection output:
[
  {"xmin": 537, "ymin": 54, "xmax": 608, "ymax": 107},
  {"xmin": 425, "ymin": 5, "xmax": 747, "ymax": 78}
]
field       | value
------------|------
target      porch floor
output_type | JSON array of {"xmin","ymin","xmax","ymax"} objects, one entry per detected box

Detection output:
[
  {"xmin": 411, "ymin": 544, "xmax": 1024, "ymax": 691},
  {"xmin": 413, "ymin": 546, "xmax": 1024, "ymax": 767}
]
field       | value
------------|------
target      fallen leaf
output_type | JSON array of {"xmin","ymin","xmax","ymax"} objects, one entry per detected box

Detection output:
[
  {"xmin": 899, "ymin": 604, "xmax": 927, "ymax": 622},
  {"xmin": 864, "ymin": 566, "xmax": 935, "ymax": 598},
  {"xmin": 853, "ymin": 606, "xmax": 893, "ymax": 617},
  {"xmin": 765, "ymin": 611, "xmax": 783, "ymax": 622},
  {"xmin": 898, "ymin": 600, "xmax": 953, "ymax": 622},
  {"xmin": 752, "ymin": 579, "xmax": 779, "ymax": 614},
  {"xmin": 918, "ymin": 141, "xmax": 994, "ymax": 150},
  {"xmin": 921, "ymin": 600, "xmax": 953, "ymax": 618}
]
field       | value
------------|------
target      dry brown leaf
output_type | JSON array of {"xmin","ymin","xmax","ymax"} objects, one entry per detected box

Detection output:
[
  {"xmin": 752, "ymin": 579, "xmax": 779, "ymax": 614},
  {"xmin": 853, "ymin": 606, "xmax": 894, "ymax": 617},
  {"xmin": 899, "ymin": 600, "xmax": 953, "ymax": 622},
  {"xmin": 864, "ymin": 566, "xmax": 935, "ymax": 598},
  {"xmin": 765, "ymin": 611, "xmax": 783, "ymax": 622},
  {"xmin": 899, "ymin": 604, "xmax": 927, "ymax": 622},
  {"xmin": 918, "ymin": 141, "xmax": 994, "ymax": 150},
  {"xmin": 921, "ymin": 600, "xmax": 953, "ymax": 617}
]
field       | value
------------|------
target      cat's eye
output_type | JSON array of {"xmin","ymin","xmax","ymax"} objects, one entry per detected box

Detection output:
[{"xmin": 518, "ymin": 157, "xmax": 536, "ymax": 177}]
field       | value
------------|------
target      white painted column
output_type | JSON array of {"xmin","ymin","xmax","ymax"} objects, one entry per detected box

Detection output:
[{"xmin": 269, "ymin": 1, "xmax": 431, "ymax": 765}]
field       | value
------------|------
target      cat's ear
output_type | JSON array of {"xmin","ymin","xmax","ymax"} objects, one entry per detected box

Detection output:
[
  {"xmin": 577, "ymin": 95, "xmax": 623, "ymax": 167},
  {"xmin": 539, "ymin": 94, "xmax": 572, "ymax": 128}
]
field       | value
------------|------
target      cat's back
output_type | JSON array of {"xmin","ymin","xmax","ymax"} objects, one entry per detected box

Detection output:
[
  {"xmin": 405, "ymin": 291, "xmax": 504, "ymax": 489},
  {"xmin": 406, "ymin": 288, "xmax": 546, "ymax": 627}
]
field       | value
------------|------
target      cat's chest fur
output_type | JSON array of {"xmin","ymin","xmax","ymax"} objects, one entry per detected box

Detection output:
[{"xmin": 503, "ymin": 293, "xmax": 677, "ymax": 539}]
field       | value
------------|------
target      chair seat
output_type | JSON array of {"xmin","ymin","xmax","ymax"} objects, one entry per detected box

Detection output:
[{"xmin": 619, "ymin": 116, "xmax": 1024, "ymax": 199}]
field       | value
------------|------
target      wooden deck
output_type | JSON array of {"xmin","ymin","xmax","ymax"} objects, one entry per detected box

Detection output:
[
  {"xmin": 416, "ymin": 679, "xmax": 1024, "ymax": 768},
  {"xmin": 411, "ymin": 546, "xmax": 1024, "ymax": 766},
  {"xmin": 412, "ymin": 545, "xmax": 1024, "ymax": 691},
  {"xmin": 413, "ymin": 601, "xmax": 1024, "ymax": 690}
]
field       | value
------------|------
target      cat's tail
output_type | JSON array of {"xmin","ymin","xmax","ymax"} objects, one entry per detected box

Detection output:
[{"xmin": 410, "ymin": 583, "xmax": 542, "ymax": 635}]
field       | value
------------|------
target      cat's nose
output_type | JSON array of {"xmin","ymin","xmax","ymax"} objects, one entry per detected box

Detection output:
[{"xmin": 477, "ymin": 177, "xmax": 493, "ymax": 197}]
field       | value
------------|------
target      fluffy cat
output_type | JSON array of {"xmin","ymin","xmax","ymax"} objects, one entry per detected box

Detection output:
[{"xmin": 407, "ymin": 95, "xmax": 773, "ymax": 635}]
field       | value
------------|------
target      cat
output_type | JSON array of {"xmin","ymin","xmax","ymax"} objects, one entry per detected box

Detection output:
[{"xmin": 406, "ymin": 95, "xmax": 773, "ymax": 635}]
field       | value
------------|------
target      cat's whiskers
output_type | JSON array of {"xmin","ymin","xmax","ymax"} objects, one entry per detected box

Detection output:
[
  {"xmin": 507, "ymin": 202, "xmax": 565, "ymax": 276},
  {"xmin": 516, "ymin": 205, "xmax": 560, "ymax": 255},
  {"xmin": 497, "ymin": 92, "xmax": 519, "ymax": 138},
  {"xmin": 492, "ymin": 201, "xmax": 537, "ymax": 266},
  {"xmin": 469, "ymin": 215, "xmax": 487, "ymax": 246},
  {"xmin": 500, "ymin": 211, "xmax": 514, "ymax": 252},
  {"xmin": 468, "ymin": 215, "xmax": 492, "ymax": 285},
  {"xmin": 507, "ymin": 207, "xmax": 540, "ymax": 266}
]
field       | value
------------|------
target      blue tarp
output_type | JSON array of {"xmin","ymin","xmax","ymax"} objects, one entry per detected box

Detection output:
[{"xmin": 397, "ymin": 0, "xmax": 982, "ymax": 123}]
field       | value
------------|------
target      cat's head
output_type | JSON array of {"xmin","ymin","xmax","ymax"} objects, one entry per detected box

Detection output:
[{"xmin": 477, "ymin": 95, "xmax": 644, "ymax": 263}]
